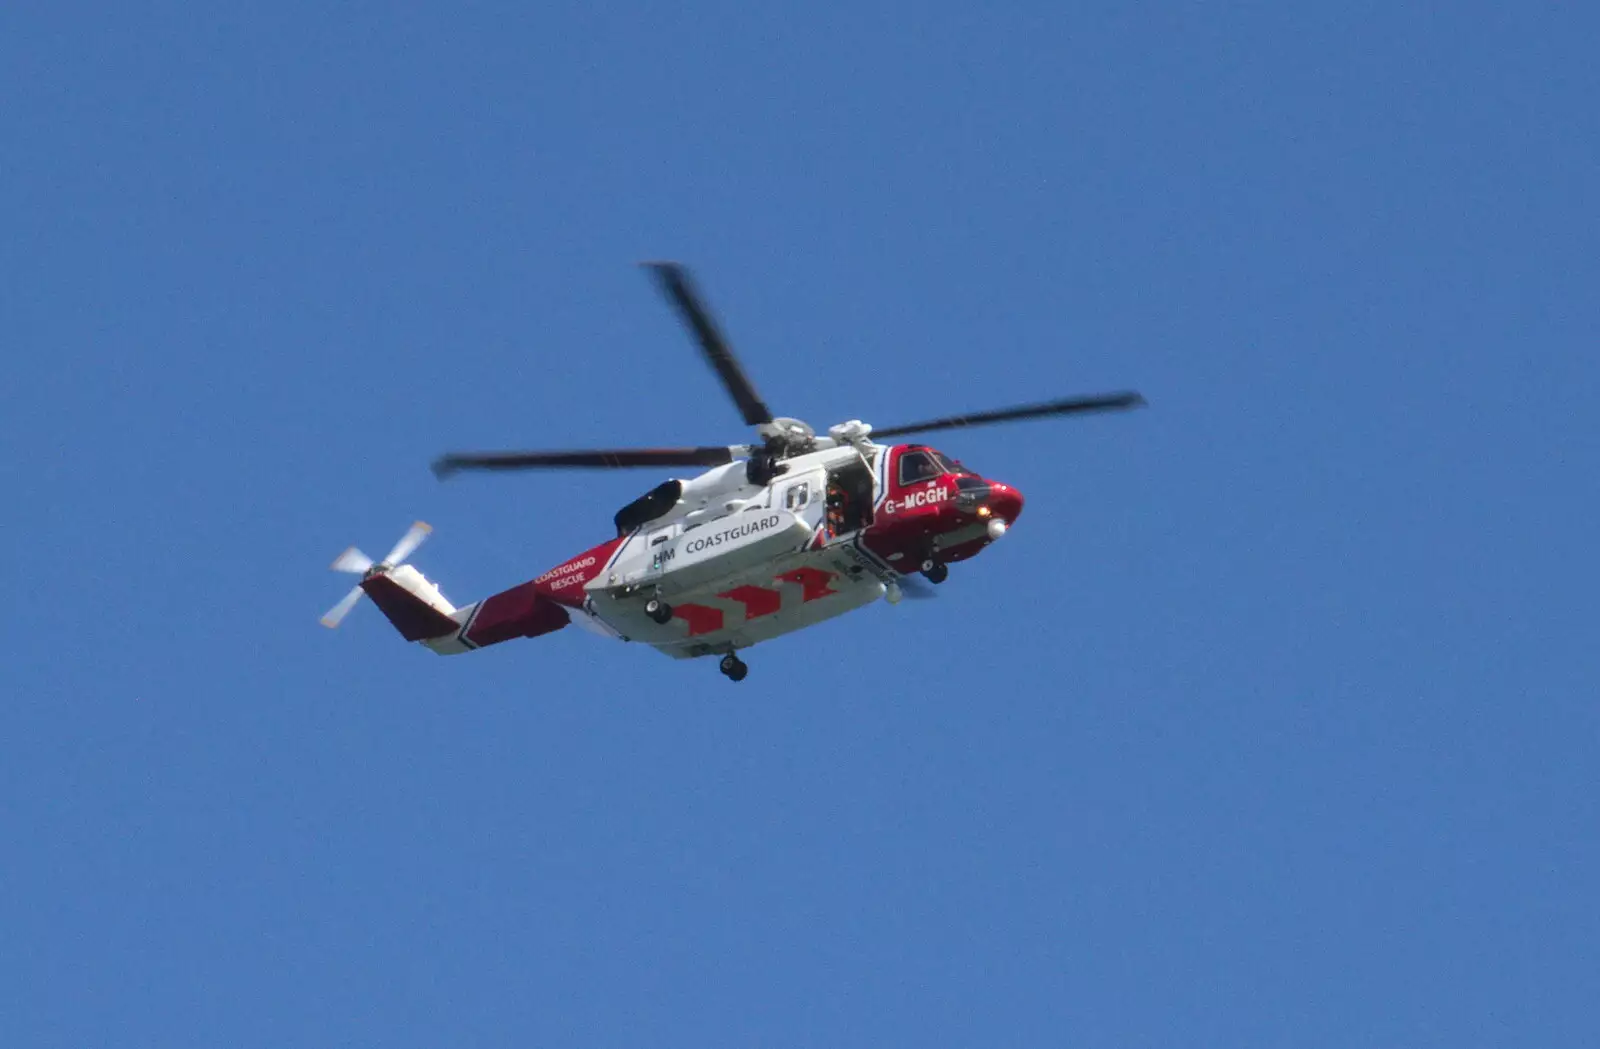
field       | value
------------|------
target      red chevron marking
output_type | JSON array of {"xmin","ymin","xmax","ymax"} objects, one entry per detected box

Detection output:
[
  {"xmin": 672, "ymin": 603, "xmax": 726, "ymax": 637},
  {"xmin": 775, "ymin": 568, "xmax": 839, "ymax": 602},
  {"xmin": 719, "ymin": 585, "xmax": 783, "ymax": 620}
]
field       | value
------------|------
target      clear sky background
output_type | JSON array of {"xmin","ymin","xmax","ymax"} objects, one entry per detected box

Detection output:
[{"xmin": 4, "ymin": 3, "xmax": 1596, "ymax": 1046}]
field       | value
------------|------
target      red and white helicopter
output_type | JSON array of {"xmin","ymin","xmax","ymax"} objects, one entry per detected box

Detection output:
[{"xmin": 323, "ymin": 263, "xmax": 1144, "ymax": 681}]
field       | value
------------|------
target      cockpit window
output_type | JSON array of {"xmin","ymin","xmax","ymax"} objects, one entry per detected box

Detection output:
[
  {"xmin": 898, "ymin": 450, "xmax": 941, "ymax": 486},
  {"xmin": 932, "ymin": 451, "xmax": 974, "ymax": 475}
]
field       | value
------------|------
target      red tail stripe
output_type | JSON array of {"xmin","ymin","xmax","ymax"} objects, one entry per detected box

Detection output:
[{"xmin": 464, "ymin": 581, "xmax": 569, "ymax": 647}]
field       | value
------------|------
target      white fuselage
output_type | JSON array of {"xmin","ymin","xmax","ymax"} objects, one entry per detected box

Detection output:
[{"xmin": 580, "ymin": 443, "xmax": 893, "ymax": 658}]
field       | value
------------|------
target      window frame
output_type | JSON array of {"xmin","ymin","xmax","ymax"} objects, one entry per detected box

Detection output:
[
  {"xmin": 897, "ymin": 450, "xmax": 941, "ymax": 487},
  {"xmin": 784, "ymin": 480, "xmax": 811, "ymax": 510}
]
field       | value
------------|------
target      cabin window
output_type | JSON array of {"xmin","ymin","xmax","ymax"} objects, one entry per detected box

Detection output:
[
  {"xmin": 784, "ymin": 480, "xmax": 811, "ymax": 510},
  {"xmin": 898, "ymin": 450, "xmax": 940, "ymax": 486}
]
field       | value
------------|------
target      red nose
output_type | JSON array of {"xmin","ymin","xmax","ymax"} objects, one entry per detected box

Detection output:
[{"xmin": 988, "ymin": 482, "xmax": 1024, "ymax": 523}]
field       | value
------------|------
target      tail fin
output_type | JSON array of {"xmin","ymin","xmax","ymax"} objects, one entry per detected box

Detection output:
[
  {"xmin": 321, "ymin": 522, "xmax": 456, "ymax": 640},
  {"xmin": 361, "ymin": 565, "xmax": 460, "ymax": 641}
]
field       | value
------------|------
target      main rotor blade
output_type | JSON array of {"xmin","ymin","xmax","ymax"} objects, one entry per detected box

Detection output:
[
  {"xmin": 643, "ymin": 261, "xmax": 774, "ymax": 427},
  {"xmin": 383, "ymin": 521, "xmax": 432, "ymax": 566},
  {"xmin": 871, "ymin": 392, "xmax": 1147, "ymax": 439},
  {"xmin": 433, "ymin": 446, "xmax": 742, "ymax": 478}
]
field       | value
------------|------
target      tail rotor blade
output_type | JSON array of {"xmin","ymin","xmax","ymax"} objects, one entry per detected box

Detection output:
[
  {"xmin": 320, "ymin": 584, "xmax": 366, "ymax": 628},
  {"xmin": 383, "ymin": 521, "xmax": 432, "ymax": 566},
  {"xmin": 331, "ymin": 547, "xmax": 374, "ymax": 574}
]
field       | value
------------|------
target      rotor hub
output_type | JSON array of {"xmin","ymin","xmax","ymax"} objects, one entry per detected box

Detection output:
[
  {"xmin": 759, "ymin": 417, "xmax": 816, "ymax": 454},
  {"xmin": 827, "ymin": 419, "xmax": 874, "ymax": 445}
]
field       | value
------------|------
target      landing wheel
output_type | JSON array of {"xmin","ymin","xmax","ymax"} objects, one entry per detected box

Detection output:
[
  {"xmin": 920, "ymin": 559, "xmax": 949, "ymax": 584},
  {"xmin": 645, "ymin": 597, "xmax": 674, "ymax": 624},
  {"xmin": 719, "ymin": 653, "xmax": 748, "ymax": 682}
]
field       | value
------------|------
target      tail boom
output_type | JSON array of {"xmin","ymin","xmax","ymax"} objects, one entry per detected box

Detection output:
[{"xmin": 325, "ymin": 524, "xmax": 608, "ymax": 655}]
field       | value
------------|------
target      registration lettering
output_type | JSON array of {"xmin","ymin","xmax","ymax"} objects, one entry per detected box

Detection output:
[
  {"xmin": 884, "ymin": 486, "xmax": 949, "ymax": 515},
  {"xmin": 842, "ymin": 543, "xmax": 897, "ymax": 584}
]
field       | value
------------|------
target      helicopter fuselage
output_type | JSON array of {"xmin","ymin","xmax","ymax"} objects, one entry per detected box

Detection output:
[
  {"xmin": 423, "ymin": 441, "xmax": 1023, "ymax": 660},
  {"xmin": 326, "ymin": 261, "xmax": 1137, "ymax": 681}
]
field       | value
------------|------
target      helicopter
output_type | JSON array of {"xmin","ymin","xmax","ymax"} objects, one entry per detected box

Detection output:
[{"xmin": 322, "ymin": 262, "xmax": 1144, "ymax": 681}]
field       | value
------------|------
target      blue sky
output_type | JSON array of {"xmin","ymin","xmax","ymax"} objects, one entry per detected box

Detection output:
[{"xmin": 4, "ymin": 3, "xmax": 1596, "ymax": 1045}]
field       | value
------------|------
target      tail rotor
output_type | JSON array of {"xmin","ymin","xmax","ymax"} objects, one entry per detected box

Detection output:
[{"xmin": 320, "ymin": 521, "xmax": 434, "ymax": 629}]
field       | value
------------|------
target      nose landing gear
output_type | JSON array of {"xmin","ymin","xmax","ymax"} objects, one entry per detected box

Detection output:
[
  {"xmin": 718, "ymin": 653, "xmax": 749, "ymax": 682},
  {"xmin": 919, "ymin": 558, "xmax": 949, "ymax": 584},
  {"xmin": 645, "ymin": 597, "xmax": 674, "ymax": 624}
]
